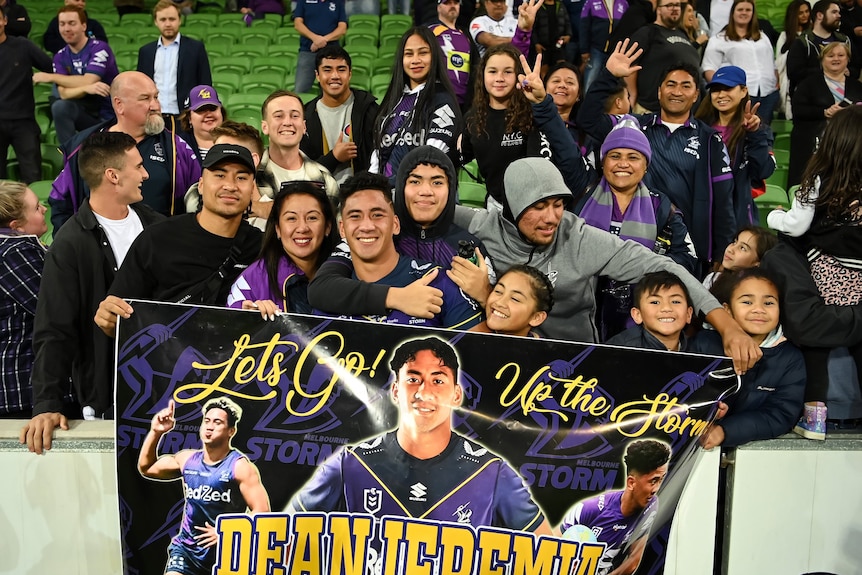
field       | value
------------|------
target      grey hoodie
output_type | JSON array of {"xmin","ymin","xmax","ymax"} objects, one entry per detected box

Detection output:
[{"xmin": 453, "ymin": 158, "xmax": 722, "ymax": 343}]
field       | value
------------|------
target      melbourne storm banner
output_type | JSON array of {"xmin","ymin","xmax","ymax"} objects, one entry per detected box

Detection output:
[{"xmin": 115, "ymin": 301, "xmax": 734, "ymax": 575}]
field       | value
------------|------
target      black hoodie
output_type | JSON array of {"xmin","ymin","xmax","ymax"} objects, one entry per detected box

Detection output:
[{"xmin": 307, "ymin": 146, "xmax": 494, "ymax": 314}]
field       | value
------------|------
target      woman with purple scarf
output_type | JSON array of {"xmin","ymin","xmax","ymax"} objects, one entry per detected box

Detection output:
[{"xmin": 572, "ymin": 117, "xmax": 698, "ymax": 341}]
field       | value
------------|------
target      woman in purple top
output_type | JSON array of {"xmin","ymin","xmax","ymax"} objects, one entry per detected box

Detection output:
[
  {"xmin": 0, "ymin": 181, "xmax": 48, "ymax": 418},
  {"xmin": 227, "ymin": 181, "xmax": 339, "ymax": 316}
]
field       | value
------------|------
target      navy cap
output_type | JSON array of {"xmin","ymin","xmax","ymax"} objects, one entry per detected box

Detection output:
[
  {"xmin": 202, "ymin": 144, "xmax": 255, "ymax": 172},
  {"xmin": 707, "ymin": 66, "xmax": 747, "ymax": 90}
]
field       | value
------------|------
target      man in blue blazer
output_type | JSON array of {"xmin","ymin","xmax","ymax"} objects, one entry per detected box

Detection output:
[{"xmin": 136, "ymin": 0, "xmax": 211, "ymax": 119}]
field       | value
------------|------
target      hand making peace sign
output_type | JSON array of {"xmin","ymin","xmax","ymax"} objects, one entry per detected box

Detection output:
[{"xmin": 516, "ymin": 52, "xmax": 546, "ymax": 104}]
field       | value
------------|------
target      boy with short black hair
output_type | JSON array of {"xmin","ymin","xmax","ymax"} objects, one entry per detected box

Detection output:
[{"xmin": 607, "ymin": 270, "xmax": 694, "ymax": 351}]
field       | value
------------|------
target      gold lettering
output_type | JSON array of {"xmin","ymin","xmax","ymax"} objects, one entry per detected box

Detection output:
[
  {"xmin": 178, "ymin": 333, "xmax": 296, "ymax": 403},
  {"xmin": 611, "ymin": 393, "xmax": 709, "ymax": 437}
]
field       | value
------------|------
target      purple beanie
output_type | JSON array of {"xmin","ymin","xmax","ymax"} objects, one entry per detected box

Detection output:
[{"xmin": 600, "ymin": 115, "xmax": 652, "ymax": 164}]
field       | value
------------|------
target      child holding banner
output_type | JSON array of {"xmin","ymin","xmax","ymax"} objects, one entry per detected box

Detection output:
[{"xmin": 693, "ymin": 269, "xmax": 806, "ymax": 448}]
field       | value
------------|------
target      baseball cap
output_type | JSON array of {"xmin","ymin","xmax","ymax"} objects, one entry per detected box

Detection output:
[
  {"xmin": 438, "ymin": 0, "xmax": 460, "ymax": 4},
  {"xmin": 202, "ymin": 144, "xmax": 256, "ymax": 172},
  {"xmin": 707, "ymin": 66, "xmax": 747, "ymax": 90},
  {"xmin": 186, "ymin": 85, "xmax": 222, "ymax": 111}
]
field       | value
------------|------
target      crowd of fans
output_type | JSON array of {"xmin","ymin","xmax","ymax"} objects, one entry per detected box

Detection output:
[{"xmin": 1, "ymin": 0, "xmax": 861, "ymax": 455}]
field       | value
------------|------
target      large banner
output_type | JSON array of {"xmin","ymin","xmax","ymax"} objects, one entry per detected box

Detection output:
[{"xmin": 116, "ymin": 301, "xmax": 734, "ymax": 575}]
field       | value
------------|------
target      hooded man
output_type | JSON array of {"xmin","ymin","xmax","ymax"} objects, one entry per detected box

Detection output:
[
  {"xmin": 451, "ymin": 157, "xmax": 761, "ymax": 373},
  {"xmin": 308, "ymin": 146, "xmax": 496, "ymax": 317}
]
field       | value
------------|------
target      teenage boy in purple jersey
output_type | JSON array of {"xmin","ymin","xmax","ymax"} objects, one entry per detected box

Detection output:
[
  {"xmin": 139, "ymin": 397, "xmax": 270, "ymax": 575},
  {"xmin": 289, "ymin": 336, "xmax": 553, "ymax": 537},
  {"xmin": 559, "ymin": 439, "xmax": 671, "ymax": 575}
]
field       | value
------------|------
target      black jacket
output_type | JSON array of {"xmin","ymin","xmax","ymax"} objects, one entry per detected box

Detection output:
[
  {"xmin": 30, "ymin": 202, "xmax": 164, "ymax": 416},
  {"xmin": 691, "ymin": 330, "xmax": 805, "ymax": 447},
  {"xmin": 786, "ymin": 29, "xmax": 852, "ymax": 95},
  {"xmin": 761, "ymin": 239, "xmax": 862, "ymax": 349},
  {"xmin": 301, "ymin": 88, "xmax": 379, "ymax": 176},
  {"xmin": 136, "ymin": 35, "xmax": 212, "ymax": 111}
]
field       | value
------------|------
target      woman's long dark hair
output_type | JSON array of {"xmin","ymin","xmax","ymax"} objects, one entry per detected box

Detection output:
[
  {"xmin": 694, "ymin": 84, "xmax": 750, "ymax": 161},
  {"xmin": 468, "ymin": 43, "xmax": 533, "ymax": 137},
  {"xmin": 724, "ymin": 0, "xmax": 761, "ymax": 41},
  {"xmin": 799, "ymin": 105, "xmax": 862, "ymax": 223},
  {"xmin": 261, "ymin": 183, "xmax": 339, "ymax": 299},
  {"xmin": 782, "ymin": 0, "xmax": 812, "ymax": 52},
  {"xmin": 374, "ymin": 27, "xmax": 457, "ymax": 150}
]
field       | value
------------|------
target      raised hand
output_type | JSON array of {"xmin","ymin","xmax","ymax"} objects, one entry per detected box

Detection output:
[
  {"xmin": 517, "ymin": 0, "xmax": 542, "ymax": 31},
  {"xmin": 516, "ymin": 52, "xmax": 546, "ymax": 104},
  {"xmin": 446, "ymin": 248, "xmax": 492, "ymax": 305},
  {"xmin": 151, "ymin": 399, "xmax": 176, "ymax": 435},
  {"xmin": 386, "ymin": 268, "xmax": 444, "ymax": 318},
  {"xmin": 742, "ymin": 100, "xmax": 761, "ymax": 131},
  {"xmin": 605, "ymin": 39, "xmax": 643, "ymax": 79}
]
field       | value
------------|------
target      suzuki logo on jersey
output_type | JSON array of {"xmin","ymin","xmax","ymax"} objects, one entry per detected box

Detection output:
[
  {"xmin": 184, "ymin": 484, "xmax": 232, "ymax": 502},
  {"xmin": 431, "ymin": 105, "xmax": 456, "ymax": 130},
  {"xmin": 409, "ymin": 482, "xmax": 427, "ymax": 502},
  {"xmin": 363, "ymin": 488, "xmax": 382, "ymax": 514}
]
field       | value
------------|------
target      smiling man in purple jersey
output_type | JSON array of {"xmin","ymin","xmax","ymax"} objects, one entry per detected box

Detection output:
[
  {"xmin": 559, "ymin": 439, "xmax": 671, "ymax": 575},
  {"xmin": 288, "ymin": 336, "xmax": 553, "ymax": 540},
  {"xmin": 139, "ymin": 397, "xmax": 270, "ymax": 575}
]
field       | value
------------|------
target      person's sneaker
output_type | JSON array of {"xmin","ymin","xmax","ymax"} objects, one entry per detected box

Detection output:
[{"xmin": 794, "ymin": 403, "xmax": 827, "ymax": 440}]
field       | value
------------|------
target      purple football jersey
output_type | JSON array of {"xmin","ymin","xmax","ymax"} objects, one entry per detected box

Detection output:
[{"xmin": 560, "ymin": 490, "xmax": 659, "ymax": 575}]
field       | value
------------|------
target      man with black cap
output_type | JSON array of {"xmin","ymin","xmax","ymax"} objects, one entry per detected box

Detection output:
[
  {"xmin": 452, "ymin": 156, "xmax": 762, "ymax": 374},
  {"xmin": 94, "ymin": 143, "xmax": 263, "ymax": 335},
  {"xmin": 309, "ymin": 145, "xmax": 495, "ymax": 318}
]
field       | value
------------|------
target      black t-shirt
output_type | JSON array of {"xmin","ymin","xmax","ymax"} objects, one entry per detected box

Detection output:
[
  {"xmin": 0, "ymin": 36, "xmax": 53, "ymax": 121},
  {"xmin": 630, "ymin": 24, "xmax": 702, "ymax": 112},
  {"xmin": 463, "ymin": 107, "xmax": 546, "ymax": 203},
  {"xmin": 109, "ymin": 214, "xmax": 262, "ymax": 305}
]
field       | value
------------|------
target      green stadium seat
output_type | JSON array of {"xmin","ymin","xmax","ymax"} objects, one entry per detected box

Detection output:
[
  {"xmin": 258, "ymin": 53, "xmax": 298, "ymax": 74},
  {"xmin": 773, "ymin": 133, "xmax": 790, "ymax": 151},
  {"xmin": 207, "ymin": 31, "xmax": 240, "ymax": 47},
  {"xmin": 370, "ymin": 72, "xmax": 390, "ymax": 95},
  {"xmin": 459, "ymin": 159, "xmax": 483, "ymax": 183},
  {"xmin": 41, "ymin": 144, "xmax": 64, "ymax": 179},
  {"xmin": 771, "ymin": 148, "xmax": 789, "ymax": 168},
  {"xmin": 377, "ymin": 44, "xmax": 397, "ymax": 61},
  {"xmin": 29, "ymin": 180, "xmax": 54, "ymax": 203},
  {"xmin": 755, "ymin": 184, "xmax": 789, "ymax": 228},
  {"xmin": 241, "ymin": 31, "xmax": 275, "ymax": 44},
  {"xmin": 379, "ymin": 32, "xmax": 403, "ymax": 51},
  {"xmin": 183, "ymin": 22, "xmax": 211, "ymax": 39},
  {"xmin": 297, "ymin": 91, "xmax": 319, "ymax": 104},
  {"xmin": 770, "ymin": 118, "xmax": 792, "ymax": 134},
  {"xmin": 250, "ymin": 20, "xmax": 280, "ymax": 33},
  {"xmin": 186, "ymin": 13, "xmax": 219, "ymax": 25},
  {"xmin": 232, "ymin": 45, "xmax": 269, "ymax": 59},
  {"xmin": 350, "ymin": 54, "xmax": 374, "ymax": 77},
  {"xmin": 207, "ymin": 44, "xmax": 233, "ymax": 58},
  {"xmin": 120, "ymin": 13, "xmax": 151, "ymax": 27},
  {"xmin": 212, "ymin": 71, "xmax": 243, "ymax": 93},
  {"xmin": 766, "ymin": 166, "xmax": 789, "ymax": 189},
  {"xmin": 347, "ymin": 43, "xmax": 378, "ymax": 58},
  {"xmin": 212, "ymin": 57, "xmax": 253, "ymax": 75},
  {"xmin": 345, "ymin": 31, "xmax": 378, "ymax": 47},
  {"xmin": 348, "ymin": 14, "xmax": 380, "ymax": 29},
  {"xmin": 380, "ymin": 14, "xmax": 411, "ymax": 34},
  {"xmin": 227, "ymin": 93, "xmax": 266, "ymax": 109}
]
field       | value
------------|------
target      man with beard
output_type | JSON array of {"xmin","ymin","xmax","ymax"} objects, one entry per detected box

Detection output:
[
  {"xmin": 787, "ymin": 0, "xmax": 852, "ymax": 93},
  {"xmin": 625, "ymin": 0, "xmax": 702, "ymax": 113},
  {"xmin": 430, "ymin": 0, "xmax": 479, "ymax": 110},
  {"xmin": 48, "ymin": 71, "xmax": 201, "ymax": 234}
]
